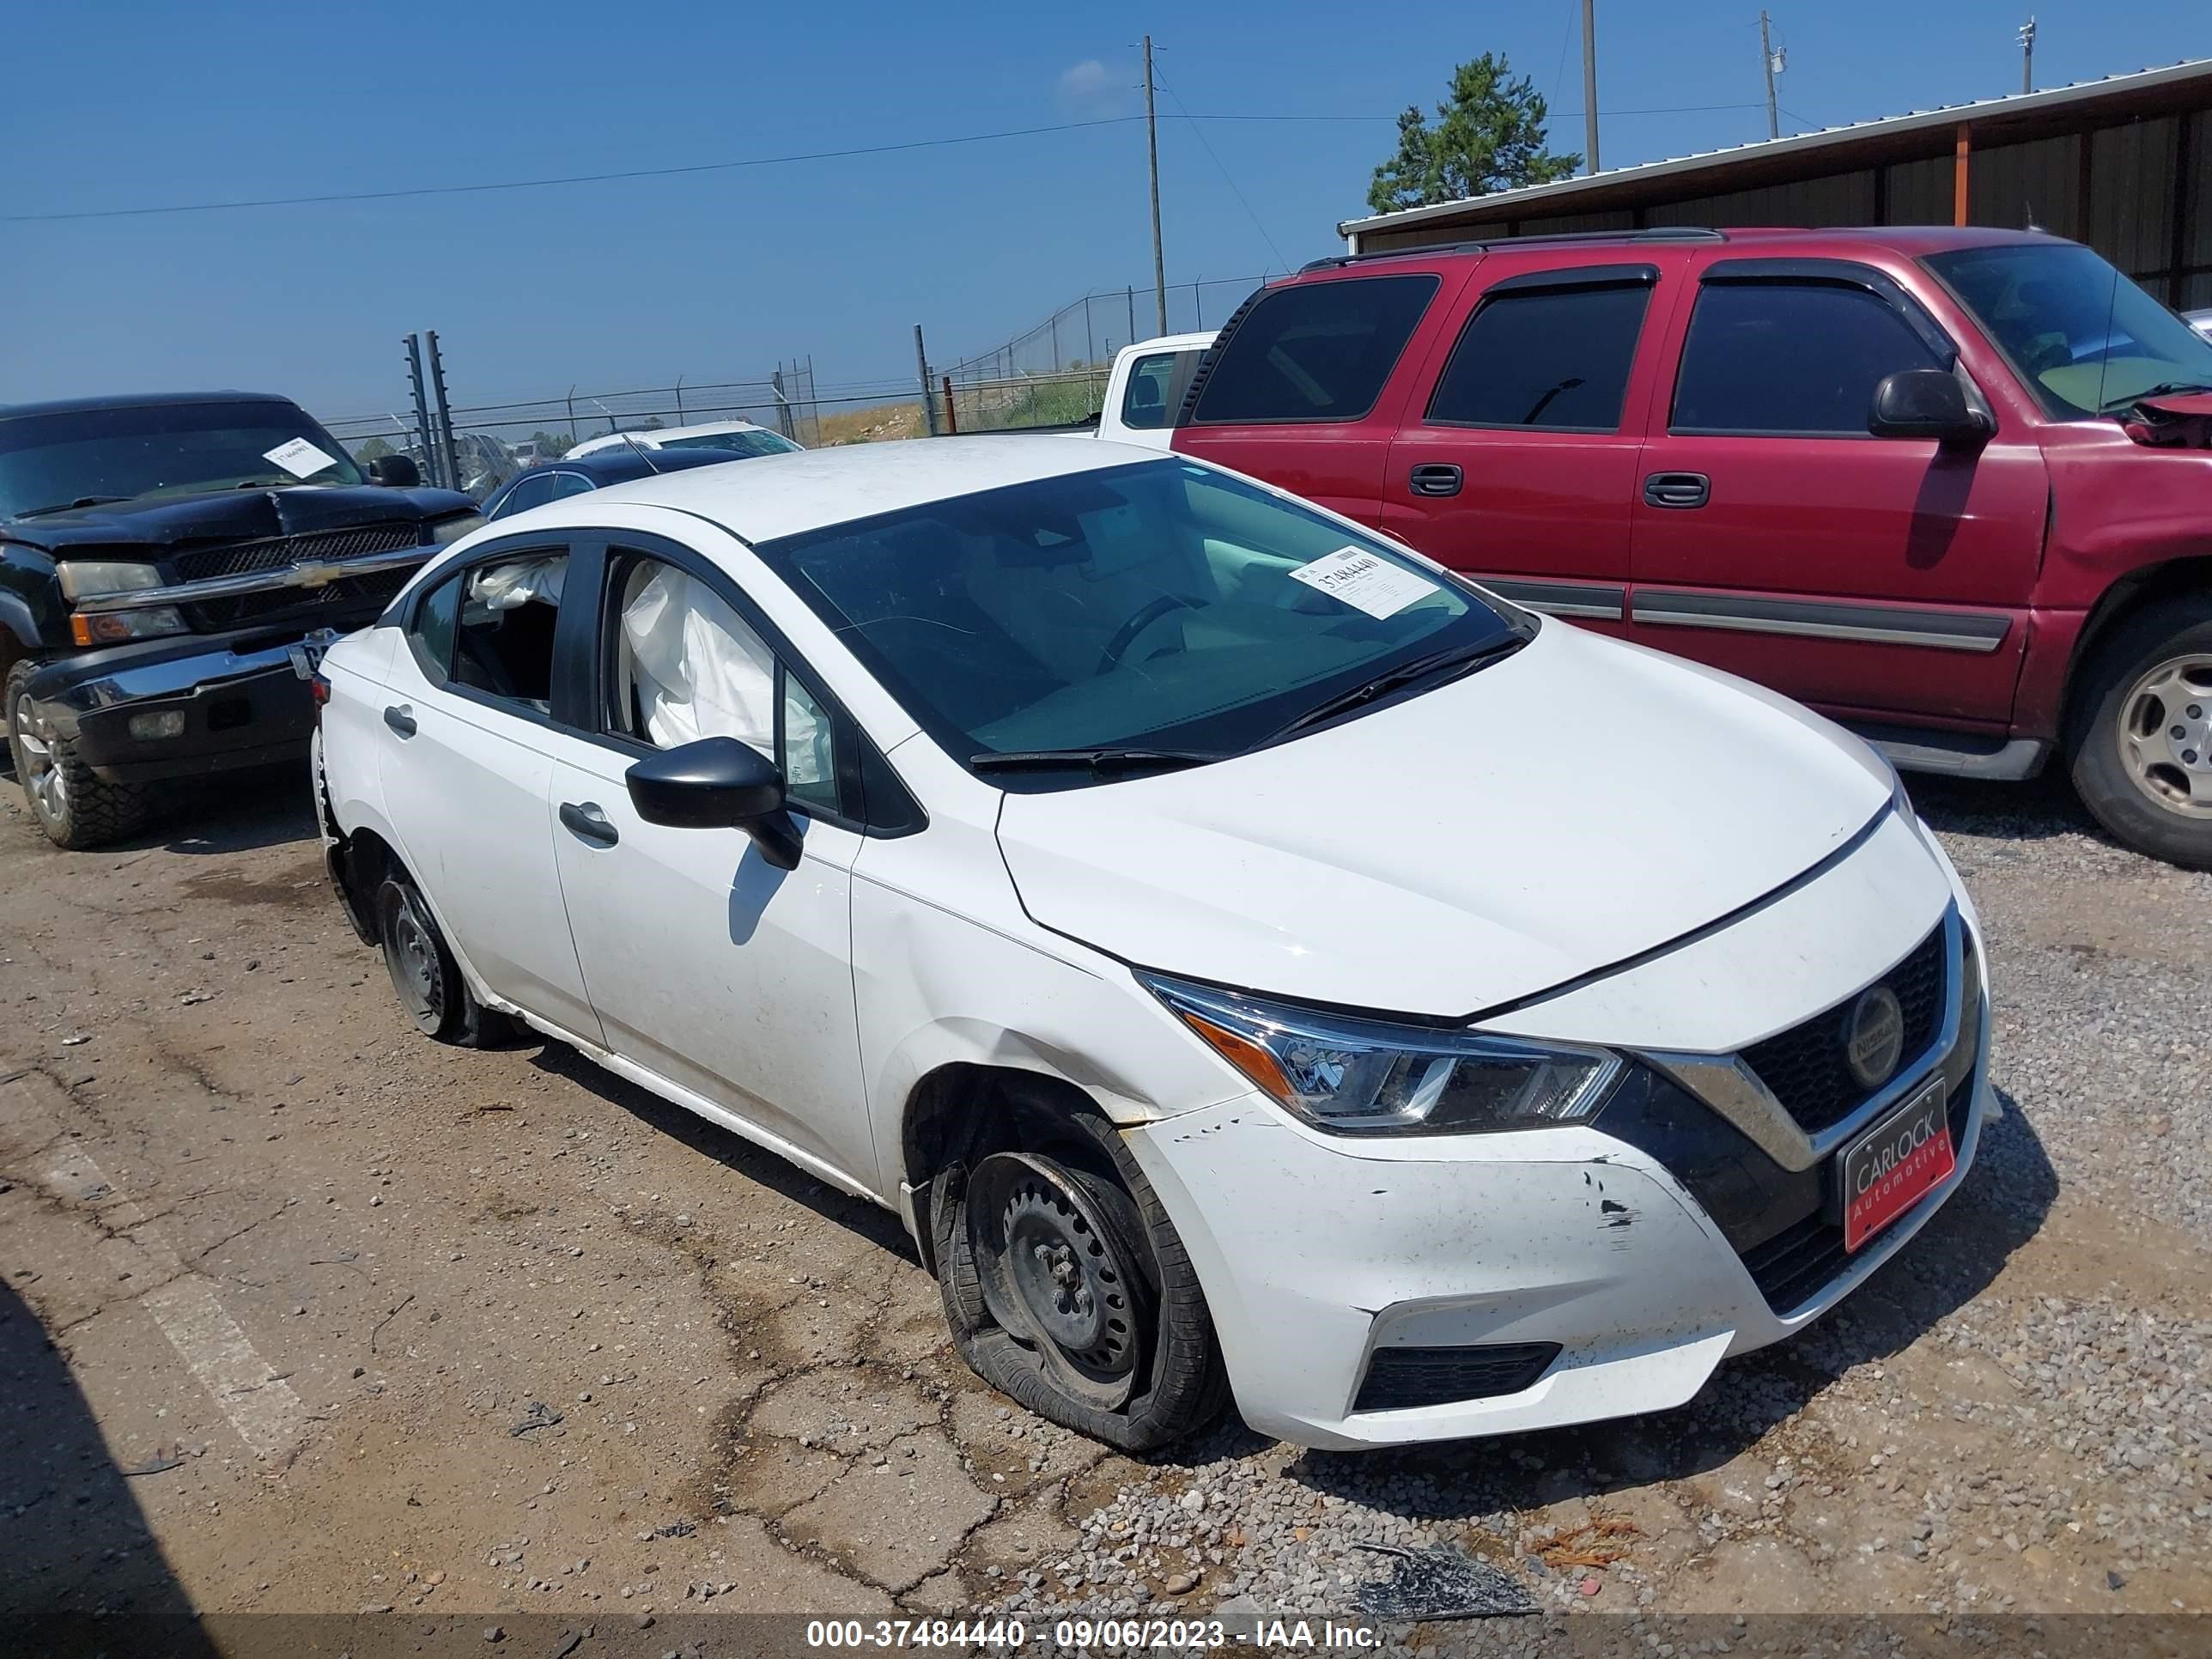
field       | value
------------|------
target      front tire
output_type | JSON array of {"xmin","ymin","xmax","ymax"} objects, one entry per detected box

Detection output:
[
  {"xmin": 5, "ymin": 660, "xmax": 149, "ymax": 850},
  {"xmin": 374, "ymin": 874, "xmax": 518, "ymax": 1047},
  {"xmin": 931, "ymin": 1103, "xmax": 1228, "ymax": 1451},
  {"xmin": 2069, "ymin": 595, "xmax": 2212, "ymax": 871}
]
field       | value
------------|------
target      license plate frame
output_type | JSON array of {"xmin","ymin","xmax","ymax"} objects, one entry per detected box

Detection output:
[{"xmin": 1839, "ymin": 1075, "xmax": 1954, "ymax": 1252}]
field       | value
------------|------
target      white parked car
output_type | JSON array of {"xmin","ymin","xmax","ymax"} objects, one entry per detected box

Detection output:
[
  {"xmin": 569, "ymin": 419, "xmax": 804, "ymax": 460},
  {"xmin": 1095, "ymin": 331, "xmax": 1214, "ymax": 447},
  {"xmin": 309, "ymin": 438, "xmax": 1991, "ymax": 1450}
]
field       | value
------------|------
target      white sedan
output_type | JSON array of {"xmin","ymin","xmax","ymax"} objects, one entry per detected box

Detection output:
[
  {"xmin": 568, "ymin": 418, "xmax": 803, "ymax": 460},
  {"xmin": 310, "ymin": 437, "xmax": 1991, "ymax": 1450}
]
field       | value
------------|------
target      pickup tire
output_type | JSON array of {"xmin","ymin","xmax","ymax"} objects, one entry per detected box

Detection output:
[
  {"xmin": 2069, "ymin": 594, "xmax": 2212, "ymax": 871},
  {"xmin": 5, "ymin": 659, "xmax": 151, "ymax": 850}
]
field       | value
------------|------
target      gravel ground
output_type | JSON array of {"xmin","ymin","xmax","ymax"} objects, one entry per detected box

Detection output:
[{"xmin": 2, "ymin": 768, "xmax": 2207, "ymax": 1645}]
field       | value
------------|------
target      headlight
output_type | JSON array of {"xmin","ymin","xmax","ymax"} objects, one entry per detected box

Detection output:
[
  {"xmin": 430, "ymin": 513, "xmax": 484, "ymax": 545},
  {"xmin": 1139, "ymin": 973, "xmax": 1622, "ymax": 1136},
  {"xmin": 57, "ymin": 560, "xmax": 165, "ymax": 601}
]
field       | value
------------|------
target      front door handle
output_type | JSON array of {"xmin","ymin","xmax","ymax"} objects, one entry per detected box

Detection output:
[
  {"xmin": 559, "ymin": 801, "xmax": 620, "ymax": 847},
  {"xmin": 382, "ymin": 705, "xmax": 416, "ymax": 738},
  {"xmin": 1408, "ymin": 462, "xmax": 1463, "ymax": 497},
  {"xmin": 1643, "ymin": 471, "xmax": 1711, "ymax": 509}
]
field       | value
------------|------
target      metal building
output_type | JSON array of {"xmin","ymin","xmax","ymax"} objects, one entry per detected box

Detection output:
[{"xmin": 1339, "ymin": 59, "xmax": 2212, "ymax": 308}]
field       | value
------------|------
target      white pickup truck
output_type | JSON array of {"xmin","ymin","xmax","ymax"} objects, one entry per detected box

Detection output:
[{"xmin": 1093, "ymin": 331, "xmax": 1215, "ymax": 447}]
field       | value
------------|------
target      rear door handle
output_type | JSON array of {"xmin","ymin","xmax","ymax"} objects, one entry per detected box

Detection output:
[
  {"xmin": 1643, "ymin": 471, "xmax": 1711, "ymax": 509},
  {"xmin": 1408, "ymin": 463, "xmax": 1463, "ymax": 497},
  {"xmin": 382, "ymin": 705, "xmax": 416, "ymax": 738},
  {"xmin": 559, "ymin": 801, "xmax": 620, "ymax": 847}
]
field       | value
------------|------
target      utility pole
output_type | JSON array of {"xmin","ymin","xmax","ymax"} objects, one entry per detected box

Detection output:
[
  {"xmin": 1580, "ymin": 0, "xmax": 1601, "ymax": 174},
  {"xmin": 2017, "ymin": 16, "xmax": 2036, "ymax": 95},
  {"xmin": 1144, "ymin": 35, "xmax": 1167, "ymax": 336},
  {"xmin": 1759, "ymin": 10, "xmax": 1782, "ymax": 141}
]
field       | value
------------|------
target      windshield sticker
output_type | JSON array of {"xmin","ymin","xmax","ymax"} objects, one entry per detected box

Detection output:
[
  {"xmin": 262, "ymin": 437, "xmax": 340, "ymax": 479},
  {"xmin": 1288, "ymin": 547, "xmax": 1439, "ymax": 620}
]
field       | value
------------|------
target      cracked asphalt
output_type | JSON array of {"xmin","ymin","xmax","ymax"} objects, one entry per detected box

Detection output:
[{"xmin": 1, "ymin": 765, "xmax": 2208, "ymax": 1641}]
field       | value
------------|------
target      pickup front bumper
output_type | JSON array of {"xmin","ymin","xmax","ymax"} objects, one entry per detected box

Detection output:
[{"xmin": 22, "ymin": 627, "xmax": 330, "ymax": 785}]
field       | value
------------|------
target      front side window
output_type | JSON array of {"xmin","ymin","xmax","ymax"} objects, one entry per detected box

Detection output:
[
  {"xmin": 489, "ymin": 472, "xmax": 559, "ymax": 520},
  {"xmin": 1428, "ymin": 281, "xmax": 1653, "ymax": 430},
  {"xmin": 453, "ymin": 553, "xmax": 568, "ymax": 713},
  {"xmin": 0, "ymin": 399, "xmax": 364, "ymax": 520},
  {"xmin": 1925, "ymin": 241, "xmax": 2212, "ymax": 418},
  {"xmin": 1119, "ymin": 352, "xmax": 1182, "ymax": 428},
  {"xmin": 608, "ymin": 553, "xmax": 842, "ymax": 817},
  {"xmin": 1672, "ymin": 282, "xmax": 1942, "ymax": 434},
  {"xmin": 757, "ymin": 459, "xmax": 1526, "ymax": 784},
  {"xmin": 1192, "ymin": 276, "xmax": 1439, "ymax": 424}
]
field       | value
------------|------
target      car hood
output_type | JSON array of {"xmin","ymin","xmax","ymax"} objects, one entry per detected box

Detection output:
[
  {"xmin": 6, "ymin": 483, "xmax": 474, "ymax": 554},
  {"xmin": 994, "ymin": 620, "xmax": 1897, "ymax": 1021}
]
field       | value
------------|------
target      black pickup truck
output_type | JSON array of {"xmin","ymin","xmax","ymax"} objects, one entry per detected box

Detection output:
[{"xmin": 2, "ymin": 392, "xmax": 482, "ymax": 848}]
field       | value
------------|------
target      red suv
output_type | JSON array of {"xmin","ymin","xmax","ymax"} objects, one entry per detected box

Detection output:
[{"xmin": 1170, "ymin": 227, "xmax": 2212, "ymax": 868}]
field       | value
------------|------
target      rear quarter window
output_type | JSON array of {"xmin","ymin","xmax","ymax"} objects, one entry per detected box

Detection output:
[{"xmin": 1192, "ymin": 275, "xmax": 1439, "ymax": 424}]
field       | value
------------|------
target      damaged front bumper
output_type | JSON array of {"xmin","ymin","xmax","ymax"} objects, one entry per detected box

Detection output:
[{"xmin": 1124, "ymin": 1005, "xmax": 1990, "ymax": 1451}]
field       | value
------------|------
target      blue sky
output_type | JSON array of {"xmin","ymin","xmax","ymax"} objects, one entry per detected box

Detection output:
[{"xmin": 4, "ymin": 1, "xmax": 2206, "ymax": 423}]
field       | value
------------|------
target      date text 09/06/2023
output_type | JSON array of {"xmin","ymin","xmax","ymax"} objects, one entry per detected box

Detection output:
[{"xmin": 805, "ymin": 1618, "xmax": 1385, "ymax": 1650}]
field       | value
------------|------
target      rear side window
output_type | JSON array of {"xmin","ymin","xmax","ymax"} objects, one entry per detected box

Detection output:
[
  {"xmin": 1673, "ymin": 283, "xmax": 1942, "ymax": 434},
  {"xmin": 1193, "ymin": 275, "xmax": 1438, "ymax": 424},
  {"xmin": 1427, "ymin": 281, "xmax": 1652, "ymax": 430},
  {"xmin": 1119, "ymin": 352, "xmax": 1185, "ymax": 429}
]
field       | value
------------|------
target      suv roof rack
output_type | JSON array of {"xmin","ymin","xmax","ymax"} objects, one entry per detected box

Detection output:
[{"xmin": 1299, "ymin": 226, "xmax": 1726, "ymax": 273}]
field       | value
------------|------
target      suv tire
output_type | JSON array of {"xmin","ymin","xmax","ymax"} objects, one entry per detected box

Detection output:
[
  {"xmin": 5, "ymin": 659, "xmax": 150, "ymax": 850},
  {"xmin": 2069, "ymin": 593, "xmax": 2212, "ymax": 870}
]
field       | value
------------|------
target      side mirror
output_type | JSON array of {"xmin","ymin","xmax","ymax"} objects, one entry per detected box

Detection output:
[
  {"xmin": 1869, "ymin": 369, "xmax": 1991, "ymax": 447},
  {"xmin": 624, "ymin": 737, "xmax": 801, "ymax": 868},
  {"xmin": 368, "ymin": 453, "xmax": 422, "ymax": 487}
]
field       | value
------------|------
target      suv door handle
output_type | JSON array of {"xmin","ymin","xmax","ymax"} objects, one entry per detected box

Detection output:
[
  {"xmin": 1408, "ymin": 463, "xmax": 1463, "ymax": 497},
  {"xmin": 559, "ymin": 801, "xmax": 620, "ymax": 848},
  {"xmin": 1643, "ymin": 471, "xmax": 1711, "ymax": 509},
  {"xmin": 382, "ymin": 705, "xmax": 416, "ymax": 738}
]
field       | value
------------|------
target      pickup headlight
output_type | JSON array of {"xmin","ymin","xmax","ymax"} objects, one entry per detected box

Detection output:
[
  {"xmin": 57, "ymin": 560, "xmax": 165, "ymax": 601},
  {"xmin": 430, "ymin": 513, "xmax": 484, "ymax": 545},
  {"xmin": 1139, "ymin": 973, "xmax": 1622, "ymax": 1136}
]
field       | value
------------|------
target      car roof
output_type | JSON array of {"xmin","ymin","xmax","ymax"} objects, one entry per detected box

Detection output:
[
  {"xmin": 0, "ymin": 390, "xmax": 298, "ymax": 421},
  {"xmin": 512, "ymin": 434, "xmax": 1162, "ymax": 544},
  {"xmin": 1125, "ymin": 331, "xmax": 1217, "ymax": 353},
  {"xmin": 1291, "ymin": 223, "xmax": 2065, "ymax": 284}
]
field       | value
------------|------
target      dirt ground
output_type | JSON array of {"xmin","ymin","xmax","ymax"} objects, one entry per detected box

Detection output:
[{"xmin": 1, "ymin": 763, "xmax": 2207, "ymax": 1649}]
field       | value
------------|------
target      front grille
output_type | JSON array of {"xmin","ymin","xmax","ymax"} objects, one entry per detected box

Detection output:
[
  {"xmin": 1745, "ymin": 1025, "xmax": 1980, "ymax": 1318},
  {"xmin": 185, "ymin": 568, "xmax": 415, "ymax": 633},
  {"xmin": 1741, "ymin": 922, "xmax": 1948, "ymax": 1135},
  {"xmin": 170, "ymin": 522, "xmax": 424, "ymax": 585},
  {"xmin": 1352, "ymin": 1342, "xmax": 1560, "ymax": 1413}
]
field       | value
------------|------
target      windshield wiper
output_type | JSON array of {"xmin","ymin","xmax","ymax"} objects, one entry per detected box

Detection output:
[
  {"xmin": 1259, "ymin": 637, "xmax": 1523, "ymax": 747},
  {"xmin": 2100, "ymin": 380, "xmax": 2212, "ymax": 413},
  {"xmin": 970, "ymin": 747, "xmax": 1225, "ymax": 775},
  {"xmin": 15, "ymin": 495, "xmax": 130, "ymax": 518}
]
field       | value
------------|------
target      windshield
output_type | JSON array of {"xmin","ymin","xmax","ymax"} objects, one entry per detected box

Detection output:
[
  {"xmin": 663, "ymin": 429, "xmax": 803, "ymax": 457},
  {"xmin": 0, "ymin": 399, "xmax": 366, "ymax": 520},
  {"xmin": 756, "ymin": 459, "xmax": 1527, "ymax": 782},
  {"xmin": 1925, "ymin": 243, "xmax": 2212, "ymax": 418}
]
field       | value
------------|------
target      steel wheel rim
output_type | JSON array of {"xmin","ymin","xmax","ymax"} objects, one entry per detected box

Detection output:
[
  {"xmin": 2117, "ymin": 653, "xmax": 2212, "ymax": 819},
  {"xmin": 12, "ymin": 693, "xmax": 66, "ymax": 823},
  {"xmin": 382, "ymin": 889, "xmax": 444, "ymax": 1026},
  {"xmin": 968, "ymin": 1152, "xmax": 1143, "ymax": 1408}
]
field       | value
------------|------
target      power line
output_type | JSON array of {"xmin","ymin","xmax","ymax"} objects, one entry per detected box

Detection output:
[
  {"xmin": 11, "ymin": 106, "xmax": 1776, "ymax": 224},
  {"xmin": 1156, "ymin": 76, "xmax": 1291, "ymax": 276}
]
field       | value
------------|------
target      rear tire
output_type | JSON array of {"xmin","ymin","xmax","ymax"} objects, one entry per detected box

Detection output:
[
  {"xmin": 2068, "ymin": 595, "xmax": 2212, "ymax": 871},
  {"xmin": 931, "ymin": 1102, "xmax": 1228, "ymax": 1451},
  {"xmin": 6, "ymin": 659, "xmax": 149, "ymax": 850},
  {"xmin": 374, "ymin": 874, "xmax": 520, "ymax": 1047}
]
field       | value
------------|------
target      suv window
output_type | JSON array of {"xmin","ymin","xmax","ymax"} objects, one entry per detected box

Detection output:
[
  {"xmin": 606, "ymin": 552, "xmax": 841, "ymax": 816},
  {"xmin": 1192, "ymin": 275, "xmax": 1438, "ymax": 424},
  {"xmin": 1428, "ymin": 280, "xmax": 1652, "ymax": 430},
  {"xmin": 489, "ymin": 472, "xmax": 559, "ymax": 520},
  {"xmin": 1673, "ymin": 283, "xmax": 1942, "ymax": 434},
  {"xmin": 453, "ymin": 553, "xmax": 568, "ymax": 712}
]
